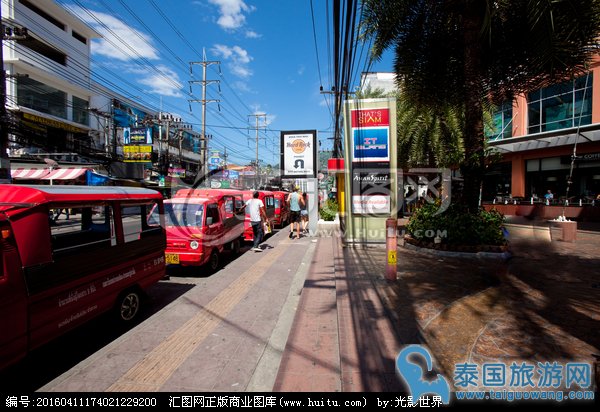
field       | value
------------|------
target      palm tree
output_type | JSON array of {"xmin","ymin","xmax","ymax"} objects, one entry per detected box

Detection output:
[
  {"xmin": 361, "ymin": 0, "xmax": 600, "ymax": 212},
  {"xmin": 396, "ymin": 97, "xmax": 464, "ymax": 168}
]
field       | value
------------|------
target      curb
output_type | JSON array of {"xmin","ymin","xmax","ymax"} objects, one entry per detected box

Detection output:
[{"xmin": 402, "ymin": 241, "xmax": 512, "ymax": 260}]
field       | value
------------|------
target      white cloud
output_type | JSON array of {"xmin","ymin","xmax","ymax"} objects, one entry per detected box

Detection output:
[
  {"xmin": 74, "ymin": 9, "xmax": 159, "ymax": 61},
  {"xmin": 245, "ymin": 30, "xmax": 261, "ymax": 39},
  {"xmin": 233, "ymin": 81, "xmax": 252, "ymax": 93},
  {"xmin": 297, "ymin": 65, "xmax": 305, "ymax": 76},
  {"xmin": 128, "ymin": 65, "xmax": 184, "ymax": 97},
  {"xmin": 212, "ymin": 44, "xmax": 253, "ymax": 79},
  {"xmin": 208, "ymin": 0, "xmax": 254, "ymax": 30}
]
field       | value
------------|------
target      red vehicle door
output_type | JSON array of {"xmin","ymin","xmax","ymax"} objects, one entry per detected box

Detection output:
[{"xmin": 0, "ymin": 216, "xmax": 28, "ymax": 369}]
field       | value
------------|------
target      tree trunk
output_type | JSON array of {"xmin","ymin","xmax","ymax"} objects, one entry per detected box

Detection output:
[{"xmin": 460, "ymin": 2, "xmax": 486, "ymax": 214}]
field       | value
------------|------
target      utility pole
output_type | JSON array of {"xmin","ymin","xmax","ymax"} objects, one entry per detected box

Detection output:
[
  {"xmin": 0, "ymin": 8, "xmax": 11, "ymax": 182},
  {"xmin": 189, "ymin": 50, "xmax": 220, "ymax": 184},
  {"xmin": 248, "ymin": 113, "xmax": 267, "ymax": 189}
]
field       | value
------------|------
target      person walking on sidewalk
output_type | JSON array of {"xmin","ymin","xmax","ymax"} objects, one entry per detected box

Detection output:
[
  {"xmin": 244, "ymin": 191, "xmax": 267, "ymax": 252},
  {"xmin": 300, "ymin": 192, "xmax": 309, "ymax": 234},
  {"xmin": 287, "ymin": 186, "xmax": 304, "ymax": 239}
]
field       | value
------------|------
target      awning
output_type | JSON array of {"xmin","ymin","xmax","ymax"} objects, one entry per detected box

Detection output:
[
  {"xmin": 43, "ymin": 167, "xmax": 88, "ymax": 180},
  {"xmin": 11, "ymin": 168, "xmax": 52, "ymax": 179},
  {"xmin": 11, "ymin": 167, "xmax": 90, "ymax": 180}
]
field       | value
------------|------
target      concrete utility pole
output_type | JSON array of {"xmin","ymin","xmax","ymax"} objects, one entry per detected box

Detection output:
[
  {"xmin": 189, "ymin": 50, "xmax": 220, "ymax": 184},
  {"xmin": 248, "ymin": 113, "xmax": 267, "ymax": 188},
  {"xmin": 0, "ymin": 8, "xmax": 12, "ymax": 181}
]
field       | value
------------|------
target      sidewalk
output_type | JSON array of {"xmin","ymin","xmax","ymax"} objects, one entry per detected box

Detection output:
[{"xmin": 275, "ymin": 224, "xmax": 600, "ymax": 392}]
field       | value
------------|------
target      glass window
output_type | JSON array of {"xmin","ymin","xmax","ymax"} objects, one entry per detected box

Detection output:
[
  {"xmin": 485, "ymin": 101, "xmax": 513, "ymax": 140},
  {"xmin": 526, "ymin": 159, "xmax": 540, "ymax": 172},
  {"xmin": 121, "ymin": 202, "xmax": 161, "ymax": 243},
  {"xmin": 206, "ymin": 203, "xmax": 220, "ymax": 224},
  {"xmin": 265, "ymin": 196, "xmax": 274, "ymax": 208},
  {"xmin": 50, "ymin": 205, "xmax": 116, "ymax": 252},
  {"xmin": 528, "ymin": 73, "xmax": 593, "ymax": 134},
  {"xmin": 157, "ymin": 202, "xmax": 204, "ymax": 227},
  {"xmin": 72, "ymin": 96, "xmax": 89, "ymax": 126},
  {"xmin": 17, "ymin": 77, "xmax": 67, "ymax": 119}
]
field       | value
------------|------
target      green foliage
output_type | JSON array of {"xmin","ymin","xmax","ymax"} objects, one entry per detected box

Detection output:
[
  {"xmin": 407, "ymin": 201, "xmax": 506, "ymax": 246},
  {"xmin": 319, "ymin": 199, "xmax": 338, "ymax": 221}
]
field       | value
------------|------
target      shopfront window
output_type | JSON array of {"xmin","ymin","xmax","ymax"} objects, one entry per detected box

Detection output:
[
  {"xmin": 482, "ymin": 162, "xmax": 512, "ymax": 202},
  {"xmin": 528, "ymin": 74, "xmax": 592, "ymax": 134},
  {"xmin": 17, "ymin": 77, "xmax": 67, "ymax": 119},
  {"xmin": 525, "ymin": 156, "xmax": 600, "ymax": 203}
]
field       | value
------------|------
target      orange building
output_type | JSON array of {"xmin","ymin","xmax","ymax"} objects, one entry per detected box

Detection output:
[{"xmin": 485, "ymin": 59, "xmax": 600, "ymax": 204}]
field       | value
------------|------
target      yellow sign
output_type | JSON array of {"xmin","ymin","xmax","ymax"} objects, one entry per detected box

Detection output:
[
  {"xmin": 124, "ymin": 145, "xmax": 152, "ymax": 162},
  {"xmin": 23, "ymin": 112, "xmax": 88, "ymax": 134},
  {"xmin": 387, "ymin": 250, "xmax": 397, "ymax": 265}
]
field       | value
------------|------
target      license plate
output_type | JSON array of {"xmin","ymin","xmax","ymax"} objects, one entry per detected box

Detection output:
[{"xmin": 165, "ymin": 253, "xmax": 180, "ymax": 264}]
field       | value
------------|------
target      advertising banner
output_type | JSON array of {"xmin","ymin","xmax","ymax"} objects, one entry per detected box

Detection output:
[
  {"xmin": 123, "ymin": 127, "xmax": 152, "ymax": 144},
  {"xmin": 280, "ymin": 130, "xmax": 317, "ymax": 179},
  {"xmin": 123, "ymin": 145, "xmax": 152, "ymax": 162}
]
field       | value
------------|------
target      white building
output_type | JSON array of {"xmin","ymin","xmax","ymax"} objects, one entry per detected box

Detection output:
[
  {"xmin": 359, "ymin": 72, "xmax": 397, "ymax": 95},
  {"xmin": 2, "ymin": 0, "xmax": 101, "ymax": 157}
]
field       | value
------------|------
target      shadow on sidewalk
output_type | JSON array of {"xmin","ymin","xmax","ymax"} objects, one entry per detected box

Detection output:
[{"xmin": 365, "ymin": 235, "xmax": 600, "ymax": 386}]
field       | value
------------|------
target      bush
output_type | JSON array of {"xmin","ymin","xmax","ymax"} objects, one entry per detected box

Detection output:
[
  {"xmin": 407, "ymin": 201, "xmax": 506, "ymax": 246},
  {"xmin": 319, "ymin": 199, "xmax": 338, "ymax": 221}
]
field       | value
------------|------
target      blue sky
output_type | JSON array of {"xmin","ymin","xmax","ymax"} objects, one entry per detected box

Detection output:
[{"xmin": 56, "ymin": 0, "xmax": 394, "ymax": 166}]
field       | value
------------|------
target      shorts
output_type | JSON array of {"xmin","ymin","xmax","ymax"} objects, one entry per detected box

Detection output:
[
  {"xmin": 290, "ymin": 210, "xmax": 301, "ymax": 223},
  {"xmin": 300, "ymin": 210, "xmax": 308, "ymax": 216}
]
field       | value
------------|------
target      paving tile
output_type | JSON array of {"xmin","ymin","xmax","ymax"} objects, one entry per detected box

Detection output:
[{"xmin": 273, "ymin": 372, "xmax": 312, "ymax": 392}]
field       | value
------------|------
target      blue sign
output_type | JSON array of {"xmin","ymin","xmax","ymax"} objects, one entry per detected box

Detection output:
[
  {"xmin": 228, "ymin": 170, "xmax": 239, "ymax": 179},
  {"xmin": 353, "ymin": 128, "xmax": 389, "ymax": 162}
]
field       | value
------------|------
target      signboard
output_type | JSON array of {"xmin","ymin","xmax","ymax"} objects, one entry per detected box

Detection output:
[
  {"xmin": 123, "ymin": 145, "xmax": 152, "ymax": 162},
  {"xmin": 350, "ymin": 107, "xmax": 392, "ymax": 215},
  {"xmin": 280, "ymin": 130, "xmax": 317, "ymax": 179},
  {"xmin": 351, "ymin": 169, "xmax": 391, "ymax": 214},
  {"xmin": 351, "ymin": 108, "xmax": 390, "ymax": 163},
  {"xmin": 343, "ymin": 98, "xmax": 397, "ymax": 243},
  {"xmin": 123, "ymin": 127, "xmax": 152, "ymax": 144}
]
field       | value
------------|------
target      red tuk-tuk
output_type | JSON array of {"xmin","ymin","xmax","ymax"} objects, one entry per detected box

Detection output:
[
  {"xmin": 0, "ymin": 185, "xmax": 166, "ymax": 371},
  {"xmin": 272, "ymin": 190, "xmax": 291, "ymax": 228},
  {"xmin": 155, "ymin": 188, "xmax": 245, "ymax": 271},
  {"xmin": 241, "ymin": 190, "xmax": 276, "ymax": 242}
]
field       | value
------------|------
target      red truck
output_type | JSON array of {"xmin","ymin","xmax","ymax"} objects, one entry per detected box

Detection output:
[
  {"xmin": 272, "ymin": 190, "xmax": 291, "ymax": 228},
  {"xmin": 155, "ymin": 189, "xmax": 245, "ymax": 271},
  {"xmin": 241, "ymin": 190, "xmax": 276, "ymax": 242},
  {"xmin": 0, "ymin": 185, "xmax": 166, "ymax": 371}
]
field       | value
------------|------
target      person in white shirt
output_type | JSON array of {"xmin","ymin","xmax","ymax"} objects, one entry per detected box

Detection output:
[{"xmin": 244, "ymin": 191, "xmax": 267, "ymax": 252}]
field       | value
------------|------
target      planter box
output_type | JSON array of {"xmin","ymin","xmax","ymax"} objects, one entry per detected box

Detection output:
[
  {"xmin": 549, "ymin": 220, "xmax": 577, "ymax": 242},
  {"xmin": 317, "ymin": 219, "xmax": 339, "ymax": 237}
]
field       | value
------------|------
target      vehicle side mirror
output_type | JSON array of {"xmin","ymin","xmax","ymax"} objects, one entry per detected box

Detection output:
[{"xmin": 206, "ymin": 216, "xmax": 213, "ymax": 226}]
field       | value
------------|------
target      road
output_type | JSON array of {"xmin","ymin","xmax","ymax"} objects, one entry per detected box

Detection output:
[{"xmin": 0, "ymin": 233, "xmax": 259, "ymax": 392}]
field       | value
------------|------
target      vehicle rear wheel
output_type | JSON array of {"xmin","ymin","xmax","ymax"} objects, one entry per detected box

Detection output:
[
  {"xmin": 208, "ymin": 249, "xmax": 220, "ymax": 272},
  {"xmin": 231, "ymin": 239, "xmax": 241, "ymax": 255},
  {"xmin": 117, "ymin": 290, "xmax": 141, "ymax": 322}
]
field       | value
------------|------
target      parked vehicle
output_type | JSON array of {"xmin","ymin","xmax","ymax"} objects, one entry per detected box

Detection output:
[
  {"xmin": 241, "ymin": 190, "xmax": 276, "ymax": 242},
  {"xmin": 272, "ymin": 191, "xmax": 291, "ymax": 228},
  {"xmin": 0, "ymin": 184, "xmax": 166, "ymax": 371},
  {"xmin": 152, "ymin": 188, "xmax": 245, "ymax": 271}
]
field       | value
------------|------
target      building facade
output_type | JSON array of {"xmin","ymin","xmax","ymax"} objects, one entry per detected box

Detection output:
[
  {"xmin": 2, "ymin": 0, "xmax": 100, "ymax": 159},
  {"xmin": 485, "ymin": 60, "xmax": 600, "ymax": 204},
  {"xmin": 2, "ymin": 0, "xmax": 201, "ymax": 184}
]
